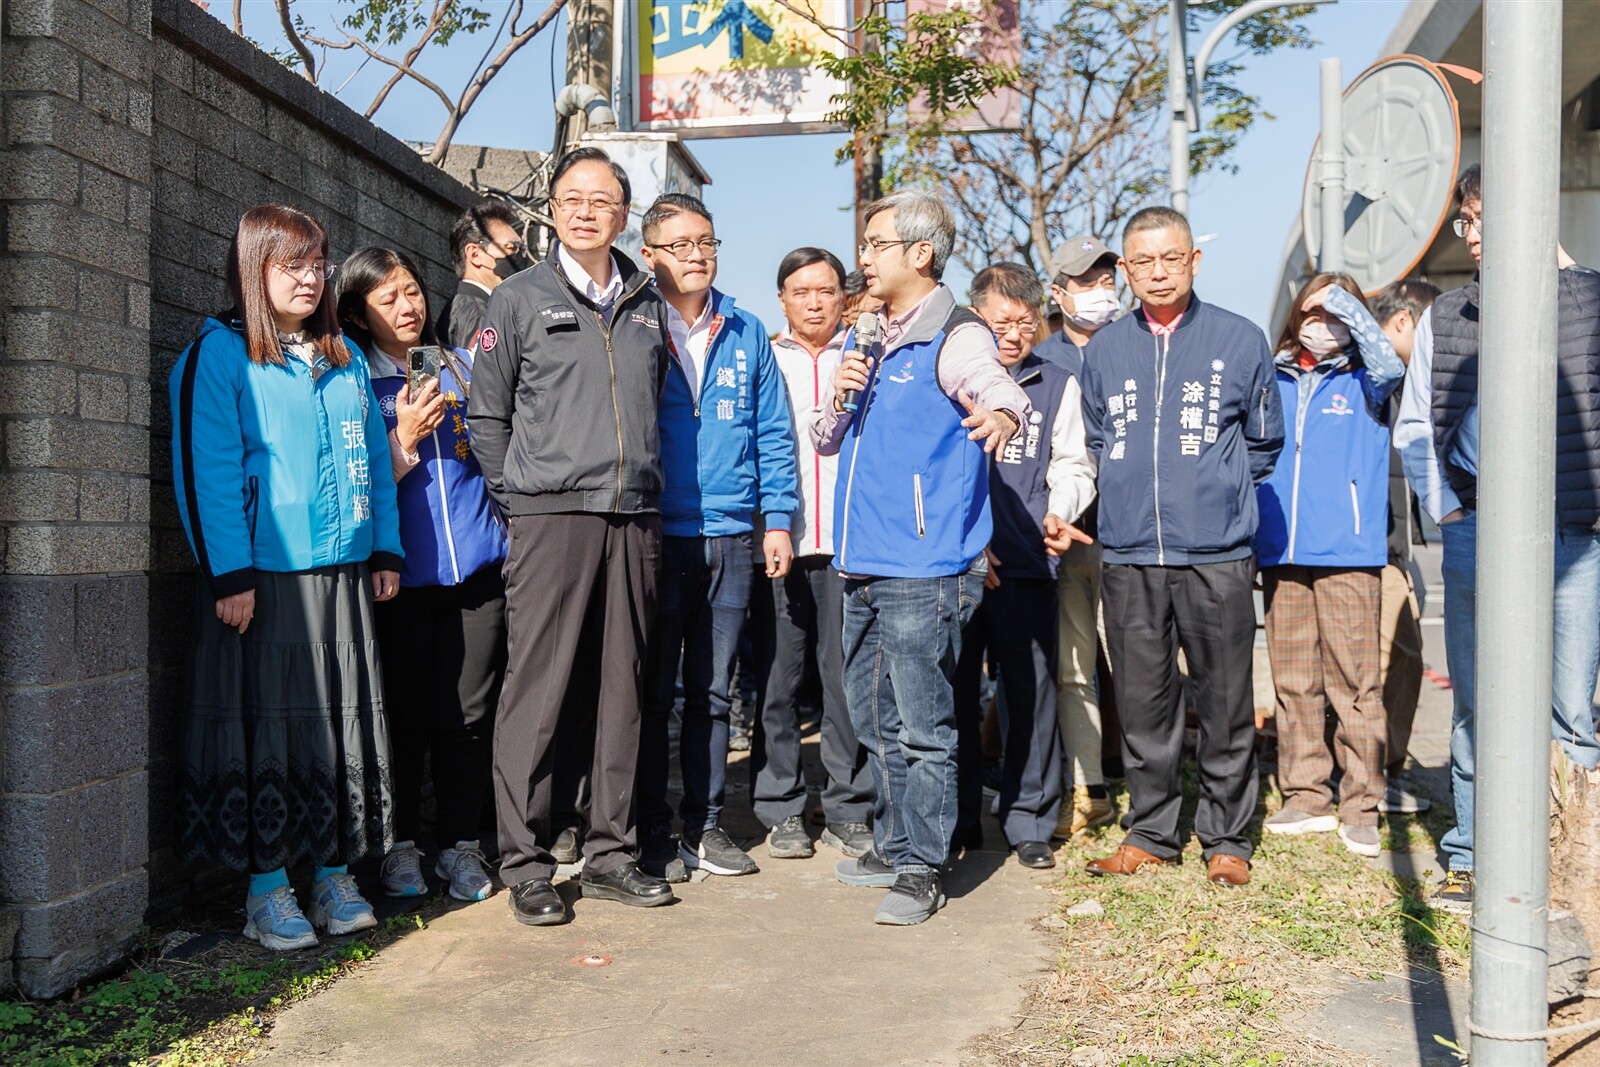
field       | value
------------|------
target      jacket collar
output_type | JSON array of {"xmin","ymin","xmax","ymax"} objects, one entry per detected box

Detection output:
[
  {"xmin": 1008, "ymin": 351, "xmax": 1047, "ymax": 385},
  {"xmin": 544, "ymin": 243, "xmax": 654, "ymax": 313},
  {"xmin": 1131, "ymin": 292, "xmax": 1205, "ymax": 335}
]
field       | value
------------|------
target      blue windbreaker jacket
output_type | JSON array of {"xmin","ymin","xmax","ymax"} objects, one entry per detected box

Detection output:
[
  {"xmin": 1255, "ymin": 285, "xmax": 1405, "ymax": 568},
  {"xmin": 1080, "ymin": 295, "xmax": 1285, "ymax": 566},
  {"xmin": 658, "ymin": 289, "xmax": 799, "ymax": 537},
  {"xmin": 170, "ymin": 317, "xmax": 403, "ymax": 597},
  {"xmin": 370, "ymin": 348, "xmax": 507, "ymax": 588}
]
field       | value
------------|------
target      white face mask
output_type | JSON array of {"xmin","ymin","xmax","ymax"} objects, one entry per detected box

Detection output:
[
  {"xmin": 1298, "ymin": 319, "xmax": 1351, "ymax": 357},
  {"xmin": 1063, "ymin": 289, "xmax": 1120, "ymax": 330}
]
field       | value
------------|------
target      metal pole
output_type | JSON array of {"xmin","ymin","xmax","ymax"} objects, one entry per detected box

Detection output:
[
  {"xmin": 1168, "ymin": 0, "xmax": 1188, "ymax": 214},
  {"xmin": 1472, "ymin": 0, "xmax": 1560, "ymax": 1062},
  {"xmin": 1317, "ymin": 57, "xmax": 1344, "ymax": 272}
]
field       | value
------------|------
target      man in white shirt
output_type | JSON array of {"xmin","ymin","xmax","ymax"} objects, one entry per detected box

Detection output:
[{"xmin": 748, "ymin": 247, "xmax": 874, "ymax": 862}]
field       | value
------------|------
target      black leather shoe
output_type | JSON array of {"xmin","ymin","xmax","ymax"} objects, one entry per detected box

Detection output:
[
  {"xmin": 581, "ymin": 862, "xmax": 675, "ymax": 907},
  {"xmin": 508, "ymin": 879, "xmax": 567, "ymax": 926},
  {"xmin": 1014, "ymin": 840, "xmax": 1057, "ymax": 869}
]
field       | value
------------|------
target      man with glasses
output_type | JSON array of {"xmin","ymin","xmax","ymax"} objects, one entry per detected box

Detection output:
[
  {"xmin": 1394, "ymin": 164, "xmax": 1600, "ymax": 912},
  {"xmin": 1079, "ymin": 206, "xmax": 1283, "ymax": 888},
  {"xmin": 437, "ymin": 201, "xmax": 527, "ymax": 352},
  {"xmin": 634, "ymin": 193, "xmax": 799, "ymax": 881},
  {"xmin": 1033, "ymin": 236, "xmax": 1124, "ymax": 841},
  {"xmin": 469, "ymin": 147, "xmax": 676, "ymax": 927},
  {"xmin": 812, "ymin": 189, "xmax": 1029, "ymax": 925}
]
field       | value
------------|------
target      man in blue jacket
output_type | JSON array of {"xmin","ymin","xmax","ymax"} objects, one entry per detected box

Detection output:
[
  {"xmin": 1080, "ymin": 206, "xmax": 1284, "ymax": 887},
  {"xmin": 636, "ymin": 193, "xmax": 800, "ymax": 881}
]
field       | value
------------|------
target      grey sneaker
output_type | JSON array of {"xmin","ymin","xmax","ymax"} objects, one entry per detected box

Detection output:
[
  {"xmin": 380, "ymin": 841, "xmax": 428, "ymax": 898},
  {"xmin": 1338, "ymin": 824, "xmax": 1382, "ymax": 858},
  {"xmin": 766, "ymin": 815, "xmax": 814, "ymax": 859},
  {"xmin": 1264, "ymin": 808, "xmax": 1339, "ymax": 835},
  {"xmin": 680, "ymin": 826, "xmax": 759, "ymax": 876},
  {"xmin": 1380, "ymin": 780, "xmax": 1433, "ymax": 814},
  {"xmin": 873, "ymin": 872, "xmax": 945, "ymax": 926},
  {"xmin": 821, "ymin": 821, "xmax": 873, "ymax": 858},
  {"xmin": 834, "ymin": 850, "xmax": 897, "ymax": 888},
  {"xmin": 436, "ymin": 840, "xmax": 494, "ymax": 902},
  {"xmin": 550, "ymin": 826, "xmax": 581, "ymax": 865}
]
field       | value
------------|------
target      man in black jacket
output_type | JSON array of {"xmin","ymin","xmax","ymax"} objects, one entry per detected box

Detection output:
[
  {"xmin": 468, "ymin": 147, "xmax": 675, "ymax": 926},
  {"xmin": 436, "ymin": 201, "xmax": 526, "ymax": 351}
]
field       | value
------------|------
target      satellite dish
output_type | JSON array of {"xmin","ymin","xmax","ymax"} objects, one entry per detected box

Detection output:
[{"xmin": 1302, "ymin": 55, "xmax": 1461, "ymax": 294}]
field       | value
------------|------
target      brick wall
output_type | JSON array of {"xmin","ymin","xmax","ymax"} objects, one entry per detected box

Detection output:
[{"xmin": 0, "ymin": 0, "xmax": 474, "ymax": 997}]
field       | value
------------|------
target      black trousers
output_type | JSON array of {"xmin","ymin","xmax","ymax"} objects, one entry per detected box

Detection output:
[
  {"xmin": 984, "ymin": 577, "xmax": 1063, "ymax": 844},
  {"xmin": 952, "ymin": 609, "xmax": 990, "ymax": 844},
  {"xmin": 1100, "ymin": 559, "xmax": 1258, "ymax": 861},
  {"xmin": 494, "ymin": 513, "xmax": 660, "ymax": 885},
  {"xmin": 375, "ymin": 563, "xmax": 506, "ymax": 846},
  {"xmin": 748, "ymin": 556, "xmax": 871, "ymax": 827}
]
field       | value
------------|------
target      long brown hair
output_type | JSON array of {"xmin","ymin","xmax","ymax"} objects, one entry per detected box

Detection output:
[
  {"xmin": 1275, "ymin": 271, "xmax": 1368, "ymax": 360},
  {"xmin": 226, "ymin": 204, "xmax": 350, "ymax": 368}
]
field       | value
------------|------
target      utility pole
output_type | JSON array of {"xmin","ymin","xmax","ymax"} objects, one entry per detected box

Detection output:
[
  {"xmin": 564, "ymin": 0, "xmax": 615, "ymax": 146},
  {"xmin": 1317, "ymin": 57, "xmax": 1344, "ymax": 272},
  {"xmin": 853, "ymin": 0, "xmax": 883, "ymax": 253},
  {"xmin": 1168, "ymin": 0, "xmax": 1189, "ymax": 215},
  {"xmin": 1471, "ymin": 0, "xmax": 1561, "ymax": 1063}
]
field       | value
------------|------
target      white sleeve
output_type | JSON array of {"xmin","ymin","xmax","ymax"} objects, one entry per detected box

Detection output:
[
  {"xmin": 1046, "ymin": 375, "xmax": 1097, "ymax": 523},
  {"xmin": 1391, "ymin": 308, "xmax": 1463, "ymax": 522}
]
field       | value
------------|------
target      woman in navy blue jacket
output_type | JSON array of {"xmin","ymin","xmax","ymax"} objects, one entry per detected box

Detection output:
[
  {"xmin": 335, "ymin": 247, "xmax": 508, "ymax": 905},
  {"xmin": 169, "ymin": 205, "xmax": 402, "ymax": 951},
  {"xmin": 1255, "ymin": 274, "xmax": 1404, "ymax": 857}
]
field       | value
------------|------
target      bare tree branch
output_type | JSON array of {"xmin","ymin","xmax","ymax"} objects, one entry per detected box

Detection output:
[
  {"xmin": 428, "ymin": 0, "xmax": 568, "ymax": 163},
  {"xmin": 363, "ymin": 0, "xmax": 451, "ymax": 119},
  {"xmin": 303, "ymin": 30, "xmax": 456, "ymax": 115},
  {"xmin": 273, "ymin": 0, "xmax": 317, "ymax": 82},
  {"xmin": 232, "ymin": 0, "xmax": 243, "ymax": 35}
]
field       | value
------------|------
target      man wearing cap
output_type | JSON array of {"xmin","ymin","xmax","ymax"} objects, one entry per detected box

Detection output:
[{"xmin": 1035, "ymin": 235, "xmax": 1122, "ymax": 841}]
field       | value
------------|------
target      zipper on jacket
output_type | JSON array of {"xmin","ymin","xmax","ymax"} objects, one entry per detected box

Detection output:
[
  {"xmin": 1286, "ymin": 372, "xmax": 1318, "ymax": 563},
  {"xmin": 1152, "ymin": 332, "xmax": 1169, "ymax": 565},
  {"xmin": 913, "ymin": 472, "xmax": 926, "ymax": 538},
  {"xmin": 836, "ymin": 336, "xmax": 881, "ymax": 570},
  {"xmin": 812, "ymin": 355, "xmax": 823, "ymax": 552},
  {"xmin": 1350, "ymin": 479, "xmax": 1361, "ymax": 536},
  {"xmin": 431, "ymin": 427, "xmax": 462, "ymax": 583}
]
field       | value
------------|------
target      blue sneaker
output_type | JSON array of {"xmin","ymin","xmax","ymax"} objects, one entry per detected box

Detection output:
[
  {"xmin": 380, "ymin": 841, "xmax": 428, "ymax": 898},
  {"xmin": 243, "ymin": 885, "xmax": 319, "ymax": 951},
  {"xmin": 435, "ymin": 841, "xmax": 494, "ymax": 902},
  {"xmin": 308, "ymin": 873, "xmax": 378, "ymax": 935}
]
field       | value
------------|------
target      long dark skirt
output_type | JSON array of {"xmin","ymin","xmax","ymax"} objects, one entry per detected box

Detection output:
[{"xmin": 179, "ymin": 563, "xmax": 396, "ymax": 873}]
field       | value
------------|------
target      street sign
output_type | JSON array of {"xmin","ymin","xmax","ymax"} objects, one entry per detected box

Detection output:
[{"xmin": 621, "ymin": 0, "xmax": 850, "ymax": 138}]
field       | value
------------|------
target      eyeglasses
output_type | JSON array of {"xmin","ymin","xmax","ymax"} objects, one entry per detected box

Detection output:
[
  {"xmin": 276, "ymin": 259, "xmax": 335, "ymax": 282},
  {"xmin": 648, "ymin": 238, "xmax": 723, "ymax": 259},
  {"xmin": 858, "ymin": 238, "xmax": 914, "ymax": 259},
  {"xmin": 554, "ymin": 194, "xmax": 623, "ymax": 215},
  {"xmin": 986, "ymin": 318, "xmax": 1035, "ymax": 337},
  {"xmin": 1453, "ymin": 216, "xmax": 1482, "ymax": 238},
  {"xmin": 492, "ymin": 239, "xmax": 526, "ymax": 257},
  {"xmin": 1122, "ymin": 252, "xmax": 1192, "ymax": 278}
]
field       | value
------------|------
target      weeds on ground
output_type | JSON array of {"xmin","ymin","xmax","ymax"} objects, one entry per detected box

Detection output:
[
  {"xmin": 0, "ymin": 911, "xmax": 432, "ymax": 1066},
  {"xmin": 981, "ymin": 768, "xmax": 1468, "ymax": 1067}
]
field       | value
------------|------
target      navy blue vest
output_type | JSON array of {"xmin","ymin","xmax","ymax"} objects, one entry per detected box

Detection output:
[
  {"xmin": 833, "ymin": 295, "xmax": 991, "ymax": 578},
  {"xmin": 989, "ymin": 354, "xmax": 1068, "ymax": 580}
]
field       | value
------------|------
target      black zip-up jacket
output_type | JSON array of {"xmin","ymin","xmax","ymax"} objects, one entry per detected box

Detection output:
[{"xmin": 467, "ymin": 247, "xmax": 671, "ymax": 516}]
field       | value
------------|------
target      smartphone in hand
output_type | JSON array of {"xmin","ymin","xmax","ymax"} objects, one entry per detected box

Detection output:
[{"xmin": 407, "ymin": 345, "xmax": 442, "ymax": 397}]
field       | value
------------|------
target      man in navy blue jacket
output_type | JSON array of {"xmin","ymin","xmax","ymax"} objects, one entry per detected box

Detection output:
[
  {"xmin": 1079, "ymin": 207, "xmax": 1284, "ymax": 887},
  {"xmin": 636, "ymin": 193, "xmax": 799, "ymax": 882}
]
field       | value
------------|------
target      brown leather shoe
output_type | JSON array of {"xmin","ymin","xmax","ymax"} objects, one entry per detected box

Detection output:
[
  {"xmin": 1085, "ymin": 843, "xmax": 1173, "ymax": 876},
  {"xmin": 1207, "ymin": 853, "xmax": 1250, "ymax": 886}
]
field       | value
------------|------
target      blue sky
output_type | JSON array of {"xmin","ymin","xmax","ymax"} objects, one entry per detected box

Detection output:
[{"xmin": 245, "ymin": 1, "xmax": 1404, "ymax": 332}]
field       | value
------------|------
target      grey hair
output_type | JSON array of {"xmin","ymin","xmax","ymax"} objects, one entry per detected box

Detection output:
[{"xmin": 864, "ymin": 189, "xmax": 955, "ymax": 280}]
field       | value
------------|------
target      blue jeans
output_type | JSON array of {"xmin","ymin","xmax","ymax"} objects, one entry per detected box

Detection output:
[
  {"xmin": 640, "ymin": 533, "xmax": 753, "ymax": 837},
  {"xmin": 1439, "ymin": 513, "xmax": 1600, "ymax": 873},
  {"xmin": 842, "ymin": 565, "xmax": 983, "ymax": 875}
]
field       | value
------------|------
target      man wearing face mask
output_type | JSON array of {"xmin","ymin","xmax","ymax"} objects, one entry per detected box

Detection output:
[
  {"xmin": 437, "ymin": 202, "xmax": 528, "ymax": 352},
  {"xmin": 1034, "ymin": 237, "xmax": 1121, "ymax": 841}
]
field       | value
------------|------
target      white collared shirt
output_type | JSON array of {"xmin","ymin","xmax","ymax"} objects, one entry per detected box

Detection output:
[
  {"xmin": 556, "ymin": 243, "xmax": 623, "ymax": 311},
  {"xmin": 665, "ymin": 297, "xmax": 717, "ymax": 402},
  {"xmin": 772, "ymin": 327, "xmax": 846, "ymax": 556}
]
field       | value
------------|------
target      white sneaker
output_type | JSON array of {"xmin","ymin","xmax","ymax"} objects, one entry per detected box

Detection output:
[
  {"xmin": 380, "ymin": 841, "xmax": 427, "ymax": 897},
  {"xmin": 1264, "ymin": 808, "xmax": 1339, "ymax": 834},
  {"xmin": 436, "ymin": 840, "xmax": 494, "ymax": 902},
  {"xmin": 1339, "ymin": 824, "xmax": 1382, "ymax": 857}
]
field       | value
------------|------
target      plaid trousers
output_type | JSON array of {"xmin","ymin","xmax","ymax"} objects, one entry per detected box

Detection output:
[{"xmin": 1262, "ymin": 565, "xmax": 1386, "ymax": 826}]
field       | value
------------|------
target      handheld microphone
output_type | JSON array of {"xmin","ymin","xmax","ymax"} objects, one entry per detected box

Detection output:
[{"xmin": 841, "ymin": 314, "xmax": 879, "ymax": 413}]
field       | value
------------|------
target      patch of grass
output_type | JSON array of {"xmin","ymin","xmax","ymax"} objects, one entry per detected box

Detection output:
[
  {"xmin": 0, "ymin": 901, "xmax": 444, "ymax": 1067},
  {"xmin": 985, "ymin": 766, "xmax": 1469, "ymax": 1066}
]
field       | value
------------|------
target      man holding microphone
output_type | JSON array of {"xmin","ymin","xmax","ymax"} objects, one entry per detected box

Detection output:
[{"xmin": 812, "ymin": 190, "xmax": 1029, "ymax": 926}]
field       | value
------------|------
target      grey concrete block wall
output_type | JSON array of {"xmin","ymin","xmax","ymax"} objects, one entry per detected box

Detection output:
[{"xmin": 0, "ymin": 0, "xmax": 473, "ymax": 997}]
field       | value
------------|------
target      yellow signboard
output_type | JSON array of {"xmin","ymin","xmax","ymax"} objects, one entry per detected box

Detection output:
[{"xmin": 627, "ymin": 0, "xmax": 850, "ymax": 137}]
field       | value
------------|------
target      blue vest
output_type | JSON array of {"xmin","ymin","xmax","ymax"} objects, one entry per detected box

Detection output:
[
  {"xmin": 990, "ymin": 354, "xmax": 1068, "ymax": 580},
  {"xmin": 833, "ymin": 297, "xmax": 991, "ymax": 578}
]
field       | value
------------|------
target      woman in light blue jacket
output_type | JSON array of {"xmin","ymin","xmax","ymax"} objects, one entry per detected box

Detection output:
[
  {"xmin": 1255, "ymin": 273, "xmax": 1403, "ymax": 858},
  {"xmin": 169, "ymin": 204, "xmax": 402, "ymax": 951}
]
